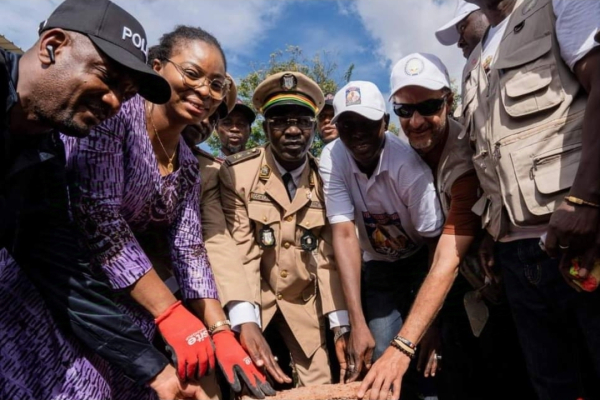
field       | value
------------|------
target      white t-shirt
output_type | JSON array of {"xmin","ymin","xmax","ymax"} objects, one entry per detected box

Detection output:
[
  {"xmin": 319, "ymin": 133, "xmax": 444, "ymax": 263},
  {"xmin": 483, "ymin": 0, "xmax": 600, "ymax": 72}
]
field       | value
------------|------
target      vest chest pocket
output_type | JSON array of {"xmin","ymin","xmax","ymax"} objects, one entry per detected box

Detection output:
[{"xmin": 497, "ymin": 34, "xmax": 564, "ymax": 119}]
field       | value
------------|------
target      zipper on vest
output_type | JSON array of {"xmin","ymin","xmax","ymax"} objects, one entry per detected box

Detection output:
[
  {"xmin": 529, "ymin": 145, "xmax": 581, "ymax": 180},
  {"xmin": 493, "ymin": 110, "xmax": 585, "ymax": 150}
]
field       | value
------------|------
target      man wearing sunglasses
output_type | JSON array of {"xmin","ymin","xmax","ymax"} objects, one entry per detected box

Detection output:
[
  {"xmin": 356, "ymin": 52, "xmax": 534, "ymax": 400},
  {"xmin": 217, "ymin": 98, "xmax": 256, "ymax": 160},
  {"xmin": 219, "ymin": 71, "xmax": 349, "ymax": 387},
  {"xmin": 319, "ymin": 80, "xmax": 444, "ymax": 398}
]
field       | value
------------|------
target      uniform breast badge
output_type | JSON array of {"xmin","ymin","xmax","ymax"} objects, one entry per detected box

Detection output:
[
  {"xmin": 259, "ymin": 165, "xmax": 271, "ymax": 180},
  {"xmin": 259, "ymin": 226, "xmax": 276, "ymax": 248},
  {"xmin": 300, "ymin": 229, "xmax": 318, "ymax": 252}
]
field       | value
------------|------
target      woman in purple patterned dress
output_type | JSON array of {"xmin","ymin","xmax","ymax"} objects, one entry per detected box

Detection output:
[{"xmin": 0, "ymin": 26, "xmax": 272, "ymax": 400}]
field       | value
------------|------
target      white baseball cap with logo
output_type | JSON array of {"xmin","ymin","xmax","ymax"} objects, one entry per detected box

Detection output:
[
  {"xmin": 331, "ymin": 81, "xmax": 387, "ymax": 123},
  {"xmin": 389, "ymin": 53, "xmax": 451, "ymax": 99},
  {"xmin": 435, "ymin": 0, "xmax": 480, "ymax": 46}
]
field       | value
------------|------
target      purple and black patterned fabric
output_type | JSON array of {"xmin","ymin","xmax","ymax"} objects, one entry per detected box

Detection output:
[{"xmin": 0, "ymin": 95, "xmax": 218, "ymax": 399}]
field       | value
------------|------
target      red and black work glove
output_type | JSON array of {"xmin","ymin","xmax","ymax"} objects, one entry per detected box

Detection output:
[
  {"xmin": 155, "ymin": 301, "xmax": 215, "ymax": 381},
  {"xmin": 212, "ymin": 330, "xmax": 276, "ymax": 399}
]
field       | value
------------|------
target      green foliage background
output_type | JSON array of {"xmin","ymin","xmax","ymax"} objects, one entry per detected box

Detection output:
[{"xmin": 207, "ymin": 45, "xmax": 355, "ymax": 157}]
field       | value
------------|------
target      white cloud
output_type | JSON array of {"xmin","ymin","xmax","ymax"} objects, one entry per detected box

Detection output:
[
  {"xmin": 351, "ymin": 0, "xmax": 464, "ymax": 88},
  {"xmin": 0, "ymin": 0, "xmax": 285, "ymax": 62}
]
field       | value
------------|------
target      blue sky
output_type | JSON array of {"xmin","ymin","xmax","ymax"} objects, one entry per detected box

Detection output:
[{"xmin": 1, "ymin": 0, "xmax": 464, "ymax": 127}]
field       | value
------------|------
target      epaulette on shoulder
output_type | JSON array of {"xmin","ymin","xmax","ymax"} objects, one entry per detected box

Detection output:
[
  {"xmin": 224, "ymin": 147, "xmax": 261, "ymax": 166},
  {"xmin": 192, "ymin": 146, "xmax": 218, "ymax": 161}
]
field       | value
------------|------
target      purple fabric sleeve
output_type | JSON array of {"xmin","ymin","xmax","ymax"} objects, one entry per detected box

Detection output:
[
  {"xmin": 169, "ymin": 147, "xmax": 218, "ymax": 300},
  {"xmin": 64, "ymin": 112, "xmax": 153, "ymax": 290}
]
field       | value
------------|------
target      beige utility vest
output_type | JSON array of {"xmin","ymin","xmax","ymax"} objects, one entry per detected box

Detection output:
[
  {"xmin": 461, "ymin": 0, "xmax": 587, "ymax": 240},
  {"xmin": 436, "ymin": 118, "xmax": 476, "ymax": 218}
]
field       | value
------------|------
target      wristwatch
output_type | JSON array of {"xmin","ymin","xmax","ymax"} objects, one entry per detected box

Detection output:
[{"xmin": 334, "ymin": 325, "xmax": 351, "ymax": 342}]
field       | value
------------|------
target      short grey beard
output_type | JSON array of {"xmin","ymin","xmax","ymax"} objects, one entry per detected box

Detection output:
[{"xmin": 226, "ymin": 144, "xmax": 243, "ymax": 154}]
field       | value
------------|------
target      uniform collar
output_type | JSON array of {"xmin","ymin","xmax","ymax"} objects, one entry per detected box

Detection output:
[{"xmin": 272, "ymin": 152, "xmax": 307, "ymax": 188}]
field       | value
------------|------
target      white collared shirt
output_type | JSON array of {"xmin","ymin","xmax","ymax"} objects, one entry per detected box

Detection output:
[{"xmin": 319, "ymin": 132, "xmax": 443, "ymax": 262}]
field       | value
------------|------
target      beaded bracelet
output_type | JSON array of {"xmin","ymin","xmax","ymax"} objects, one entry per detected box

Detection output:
[
  {"xmin": 390, "ymin": 340, "xmax": 415, "ymax": 359},
  {"xmin": 392, "ymin": 338, "xmax": 416, "ymax": 357}
]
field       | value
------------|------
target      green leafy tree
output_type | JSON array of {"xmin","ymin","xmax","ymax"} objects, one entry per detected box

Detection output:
[{"xmin": 208, "ymin": 45, "xmax": 354, "ymax": 157}]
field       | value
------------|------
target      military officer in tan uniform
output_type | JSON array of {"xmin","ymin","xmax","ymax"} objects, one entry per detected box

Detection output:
[
  {"xmin": 218, "ymin": 71, "xmax": 350, "ymax": 387},
  {"xmin": 182, "ymin": 80, "xmax": 292, "ymax": 388}
]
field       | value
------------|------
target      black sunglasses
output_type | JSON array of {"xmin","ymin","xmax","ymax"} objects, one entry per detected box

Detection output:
[{"xmin": 393, "ymin": 94, "xmax": 449, "ymax": 119}]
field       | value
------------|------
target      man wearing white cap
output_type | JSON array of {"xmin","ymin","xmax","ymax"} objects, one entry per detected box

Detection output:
[
  {"xmin": 319, "ymin": 81, "xmax": 443, "ymax": 398},
  {"xmin": 356, "ymin": 52, "xmax": 534, "ymax": 400},
  {"xmin": 436, "ymin": 0, "xmax": 489, "ymax": 59}
]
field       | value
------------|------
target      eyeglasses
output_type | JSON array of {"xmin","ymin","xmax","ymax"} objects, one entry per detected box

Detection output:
[
  {"xmin": 335, "ymin": 118, "xmax": 383, "ymax": 134},
  {"xmin": 393, "ymin": 94, "xmax": 449, "ymax": 119},
  {"xmin": 165, "ymin": 59, "xmax": 230, "ymax": 101},
  {"xmin": 267, "ymin": 116, "xmax": 316, "ymax": 131}
]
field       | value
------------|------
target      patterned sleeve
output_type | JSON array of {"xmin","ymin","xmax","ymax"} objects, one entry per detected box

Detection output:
[
  {"xmin": 168, "ymin": 156, "xmax": 219, "ymax": 300},
  {"xmin": 64, "ymin": 106, "xmax": 154, "ymax": 290}
]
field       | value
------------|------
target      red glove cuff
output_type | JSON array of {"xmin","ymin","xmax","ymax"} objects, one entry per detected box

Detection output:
[{"xmin": 155, "ymin": 300, "xmax": 183, "ymax": 324}]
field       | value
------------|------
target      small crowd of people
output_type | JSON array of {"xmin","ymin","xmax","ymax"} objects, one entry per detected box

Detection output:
[{"xmin": 1, "ymin": 0, "xmax": 600, "ymax": 400}]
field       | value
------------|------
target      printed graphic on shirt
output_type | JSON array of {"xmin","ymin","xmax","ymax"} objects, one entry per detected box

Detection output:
[{"xmin": 362, "ymin": 211, "xmax": 416, "ymax": 258}]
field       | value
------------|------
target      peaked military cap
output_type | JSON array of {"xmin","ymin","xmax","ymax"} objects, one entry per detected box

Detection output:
[{"xmin": 252, "ymin": 71, "xmax": 325, "ymax": 116}]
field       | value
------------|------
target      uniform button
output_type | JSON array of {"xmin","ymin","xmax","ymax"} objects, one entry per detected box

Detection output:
[
  {"xmin": 263, "ymin": 216, "xmax": 267, "ymax": 222},
  {"xmin": 285, "ymin": 216, "xmax": 293, "ymax": 222},
  {"xmin": 280, "ymin": 270, "xmax": 288, "ymax": 278},
  {"xmin": 284, "ymin": 242, "xmax": 291, "ymax": 249},
  {"xmin": 276, "ymin": 293, "xmax": 283, "ymax": 300}
]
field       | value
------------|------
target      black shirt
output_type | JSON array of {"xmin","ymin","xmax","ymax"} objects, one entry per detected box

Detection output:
[{"xmin": 0, "ymin": 49, "xmax": 168, "ymax": 385}]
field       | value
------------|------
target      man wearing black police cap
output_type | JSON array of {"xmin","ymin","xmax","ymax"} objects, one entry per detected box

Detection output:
[{"xmin": 0, "ymin": 0, "xmax": 208, "ymax": 399}]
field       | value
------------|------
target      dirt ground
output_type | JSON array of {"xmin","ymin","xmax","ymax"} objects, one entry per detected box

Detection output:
[{"xmin": 240, "ymin": 382, "xmax": 369, "ymax": 400}]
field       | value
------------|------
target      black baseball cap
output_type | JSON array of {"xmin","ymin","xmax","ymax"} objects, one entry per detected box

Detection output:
[
  {"xmin": 39, "ymin": 0, "xmax": 171, "ymax": 104},
  {"xmin": 231, "ymin": 99, "xmax": 256, "ymax": 124}
]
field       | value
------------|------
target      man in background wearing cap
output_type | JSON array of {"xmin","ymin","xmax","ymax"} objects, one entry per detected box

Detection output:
[
  {"xmin": 319, "ymin": 80, "xmax": 443, "ymax": 398},
  {"xmin": 357, "ymin": 53, "xmax": 533, "ymax": 400},
  {"xmin": 317, "ymin": 93, "xmax": 339, "ymax": 145},
  {"xmin": 217, "ymin": 98, "xmax": 256, "ymax": 160},
  {"xmin": 459, "ymin": 1, "xmax": 600, "ymax": 398},
  {"xmin": 183, "ymin": 80, "xmax": 293, "ymax": 396},
  {"xmin": 0, "ymin": 0, "xmax": 210, "ymax": 399},
  {"xmin": 436, "ymin": 0, "xmax": 489, "ymax": 59},
  {"xmin": 219, "ymin": 71, "xmax": 349, "ymax": 387}
]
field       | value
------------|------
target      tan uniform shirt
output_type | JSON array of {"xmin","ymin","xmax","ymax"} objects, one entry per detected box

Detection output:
[
  {"xmin": 192, "ymin": 147, "xmax": 254, "ymax": 307},
  {"xmin": 219, "ymin": 145, "xmax": 346, "ymax": 357}
]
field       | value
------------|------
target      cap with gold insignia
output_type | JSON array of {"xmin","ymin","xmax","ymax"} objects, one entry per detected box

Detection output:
[{"xmin": 252, "ymin": 71, "xmax": 325, "ymax": 117}]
